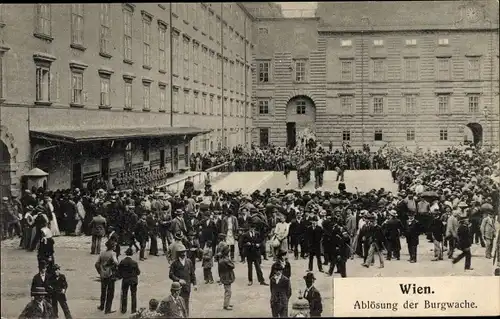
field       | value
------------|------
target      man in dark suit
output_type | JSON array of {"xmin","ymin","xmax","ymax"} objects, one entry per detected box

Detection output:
[
  {"xmin": 452, "ymin": 216, "xmax": 474, "ymax": 270},
  {"xmin": 169, "ymin": 245, "xmax": 197, "ymax": 317},
  {"xmin": 306, "ymin": 217, "xmax": 324, "ymax": 272},
  {"xmin": 303, "ymin": 272, "xmax": 323, "ymax": 317},
  {"xmin": 134, "ymin": 215, "xmax": 149, "ymax": 261},
  {"xmin": 157, "ymin": 282, "xmax": 187, "ymax": 318},
  {"xmin": 381, "ymin": 210, "xmax": 403, "ymax": 260},
  {"xmin": 19, "ymin": 287, "xmax": 54, "ymax": 319},
  {"xmin": 170, "ymin": 209, "xmax": 187, "ymax": 238},
  {"xmin": 49, "ymin": 264, "xmax": 73, "ymax": 319},
  {"xmin": 405, "ymin": 213, "xmax": 424, "ymax": 263},
  {"xmin": 31, "ymin": 261, "xmax": 53, "ymax": 304},
  {"xmin": 89, "ymin": 212, "xmax": 107, "ymax": 255},
  {"xmin": 241, "ymin": 223, "xmax": 268, "ymax": 286},
  {"xmin": 118, "ymin": 248, "xmax": 141, "ymax": 314},
  {"xmin": 200, "ymin": 214, "xmax": 218, "ymax": 254},
  {"xmin": 95, "ymin": 240, "xmax": 119, "ymax": 314},
  {"xmin": 269, "ymin": 263, "xmax": 292, "ymax": 317}
]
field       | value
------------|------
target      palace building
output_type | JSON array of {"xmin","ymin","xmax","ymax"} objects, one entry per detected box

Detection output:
[
  {"xmin": 0, "ymin": 3, "xmax": 254, "ymax": 196},
  {"xmin": 251, "ymin": 0, "xmax": 499, "ymax": 150}
]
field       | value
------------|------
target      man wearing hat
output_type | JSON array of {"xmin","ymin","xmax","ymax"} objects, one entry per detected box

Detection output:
[
  {"xmin": 167, "ymin": 232, "xmax": 185, "ymax": 263},
  {"xmin": 240, "ymin": 222, "xmax": 268, "ymax": 286},
  {"xmin": 118, "ymin": 248, "xmax": 141, "ymax": 314},
  {"xmin": 157, "ymin": 282, "xmax": 188, "ymax": 318},
  {"xmin": 381, "ymin": 210, "xmax": 403, "ymax": 261},
  {"xmin": 170, "ymin": 209, "xmax": 187, "ymax": 239},
  {"xmin": 95, "ymin": 240, "xmax": 119, "ymax": 314},
  {"xmin": 480, "ymin": 210, "xmax": 496, "ymax": 259},
  {"xmin": 452, "ymin": 216, "xmax": 474, "ymax": 270},
  {"xmin": 306, "ymin": 216, "xmax": 324, "ymax": 273},
  {"xmin": 49, "ymin": 264, "xmax": 73, "ymax": 319},
  {"xmin": 303, "ymin": 272, "xmax": 323, "ymax": 317},
  {"xmin": 19, "ymin": 287, "xmax": 54, "ymax": 319},
  {"xmin": 269, "ymin": 261, "xmax": 292, "ymax": 318},
  {"xmin": 218, "ymin": 245, "xmax": 236, "ymax": 311},
  {"xmin": 169, "ymin": 244, "xmax": 197, "ymax": 316},
  {"xmin": 31, "ymin": 260, "xmax": 53, "ymax": 304},
  {"xmin": 404, "ymin": 213, "xmax": 424, "ymax": 263}
]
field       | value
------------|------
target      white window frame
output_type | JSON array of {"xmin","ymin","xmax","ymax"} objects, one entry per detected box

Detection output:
[
  {"xmin": 159, "ymin": 84, "xmax": 167, "ymax": 112},
  {"xmin": 405, "ymin": 39, "xmax": 417, "ymax": 46},
  {"xmin": 294, "ymin": 59, "xmax": 307, "ymax": 82},
  {"xmin": 439, "ymin": 129, "xmax": 448, "ymax": 141},
  {"xmin": 373, "ymin": 39, "xmax": 384, "ymax": 47},
  {"xmin": 258, "ymin": 99, "xmax": 269, "ymax": 114},
  {"xmin": 172, "ymin": 87, "xmax": 179, "ymax": 112},
  {"xmin": 193, "ymin": 42, "xmax": 200, "ymax": 81},
  {"xmin": 467, "ymin": 57, "xmax": 480, "ymax": 80},
  {"xmin": 437, "ymin": 94, "xmax": 450, "ymax": 114},
  {"xmin": 404, "ymin": 58, "xmax": 419, "ymax": 81},
  {"xmin": 340, "ymin": 60, "xmax": 353, "ymax": 82},
  {"xmin": 71, "ymin": 4, "xmax": 84, "ymax": 46},
  {"xmin": 142, "ymin": 82, "xmax": 151, "ymax": 110},
  {"xmin": 340, "ymin": 95, "xmax": 353, "ymax": 114},
  {"xmin": 124, "ymin": 79, "xmax": 133, "ymax": 110},
  {"xmin": 468, "ymin": 94, "xmax": 480, "ymax": 113},
  {"xmin": 158, "ymin": 23, "xmax": 167, "ymax": 71},
  {"xmin": 71, "ymin": 71, "xmax": 83, "ymax": 105},
  {"xmin": 172, "ymin": 32, "xmax": 179, "ymax": 75},
  {"xmin": 100, "ymin": 4, "xmax": 111, "ymax": 55},
  {"xmin": 372, "ymin": 59, "xmax": 385, "ymax": 82},
  {"xmin": 296, "ymin": 100, "xmax": 306, "ymax": 115},
  {"xmin": 142, "ymin": 16, "xmax": 152, "ymax": 67},
  {"xmin": 342, "ymin": 130, "xmax": 351, "ymax": 141},
  {"xmin": 99, "ymin": 76, "xmax": 111, "ymax": 107},
  {"xmin": 340, "ymin": 39, "xmax": 352, "ymax": 47},
  {"xmin": 372, "ymin": 96, "xmax": 384, "ymax": 114},
  {"xmin": 183, "ymin": 37, "xmax": 190, "ymax": 79},
  {"xmin": 405, "ymin": 94, "xmax": 417, "ymax": 114},
  {"xmin": 194, "ymin": 91, "xmax": 199, "ymax": 114},
  {"xmin": 123, "ymin": 7, "xmax": 133, "ymax": 61},
  {"xmin": 438, "ymin": 38, "xmax": 449, "ymax": 46},
  {"xmin": 36, "ymin": 4, "xmax": 51, "ymax": 37},
  {"xmin": 437, "ymin": 57, "xmax": 451, "ymax": 81},
  {"xmin": 406, "ymin": 128, "xmax": 415, "ymax": 141},
  {"xmin": 258, "ymin": 60, "xmax": 270, "ymax": 83}
]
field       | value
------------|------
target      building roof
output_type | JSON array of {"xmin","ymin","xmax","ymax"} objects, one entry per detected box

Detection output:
[
  {"xmin": 24, "ymin": 168, "xmax": 49, "ymax": 177},
  {"xmin": 316, "ymin": 1, "xmax": 499, "ymax": 32},
  {"xmin": 30, "ymin": 127, "xmax": 211, "ymax": 144}
]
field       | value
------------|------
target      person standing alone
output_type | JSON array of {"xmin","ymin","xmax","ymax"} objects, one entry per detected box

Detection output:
[
  {"xmin": 95, "ymin": 240, "xmax": 119, "ymax": 314},
  {"xmin": 118, "ymin": 247, "xmax": 141, "ymax": 314}
]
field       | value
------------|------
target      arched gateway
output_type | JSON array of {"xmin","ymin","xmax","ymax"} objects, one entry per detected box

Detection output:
[
  {"xmin": 465, "ymin": 123, "xmax": 483, "ymax": 146},
  {"xmin": 285, "ymin": 95, "xmax": 316, "ymax": 149}
]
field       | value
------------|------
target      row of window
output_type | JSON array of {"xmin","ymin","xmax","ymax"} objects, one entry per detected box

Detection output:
[
  {"xmin": 33, "ymin": 4, "xmax": 250, "ymax": 82},
  {"xmin": 257, "ymin": 56, "xmax": 483, "ymax": 83},
  {"xmin": 257, "ymin": 94, "xmax": 483, "ymax": 115},
  {"xmin": 338, "ymin": 38, "xmax": 450, "ymax": 48},
  {"xmin": 257, "ymin": 128, "xmax": 452, "ymax": 146}
]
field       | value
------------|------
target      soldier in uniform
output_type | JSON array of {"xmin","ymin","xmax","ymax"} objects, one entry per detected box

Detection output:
[{"xmin": 314, "ymin": 157, "xmax": 325, "ymax": 189}]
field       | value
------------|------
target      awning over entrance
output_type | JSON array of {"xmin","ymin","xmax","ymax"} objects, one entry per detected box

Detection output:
[{"xmin": 30, "ymin": 126, "xmax": 212, "ymax": 144}]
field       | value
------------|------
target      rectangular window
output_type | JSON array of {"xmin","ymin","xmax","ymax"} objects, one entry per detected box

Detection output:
[
  {"xmin": 258, "ymin": 60, "xmax": 270, "ymax": 83},
  {"xmin": 193, "ymin": 42, "xmax": 199, "ymax": 81},
  {"xmin": 342, "ymin": 130, "xmax": 351, "ymax": 141},
  {"xmin": 36, "ymin": 4, "xmax": 51, "ymax": 36},
  {"xmin": 340, "ymin": 60, "xmax": 353, "ymax": 81},
  {"xmin": 217, "ymin": 55, "xmax": 222, "ymax": 87},
  {"xmin": 183, "ymin": 90, "xmax": 190, "ymax": 113},
  {"xmin": 259, "ymin": 128, "xmax": 269, "ymax": 147},
  {"xmin": 406, "ymin": 129, "xmax": 415, "ymax": 141},
  {"xmin": 373, "ymin": 96, "xmax": 384, "ymax": 114},
  {"xmin": 294, "ymin": 60, "xmax": 306, "ymax": 82},
  {"xmin": 35, "ymin": 67, "xmax": 50, "ymax": 102},
  {"xmin": 405, "ymin": 39, "xmax": 417, "ymax": 46},
  {"xmin": 437, "ymin": 57, "xmax": 451, "ymax": 80},
  {"xmin": 100, "ymin": 77, "xmax": 110, "ymax": 107},
  {"xmin": 374, "ymin": 129, "xmax": 383, "ymax": 141},
  {"xmin": 258, "ymin": 100, "xmax": 269, "ymax": 114},
  {"xmin": 143, "ymin": 146, "xmax": 150, "ymax": 162},
  {"xmin": 373, "ymin": 39, "xmax": 384, "ymax": 47},
  {"xmin": 71, "ymin": 4, "xmax": 84, "ymax": 45},
  {"xmin": 123, "ymin": 8, "xmax": 133, "ymax": 61},
  {"xmin": 438, "ymin": 38, "xmax": 449, "ymax": 46},
  {"xmin": 194, "ymin": 92, "xmax": 199, "ymax": 114},
  {"xmin": 159, "ymin": 24, "xmax": 167, "ymax": 71},
  {"xmin": 437, "ymin": 94, "xmax": 450, "ymax": 114},
  {"xmin": 71, "ymin": 72, "xmax": 83, "ymax": 104},
  {"xmin": 296, "ymin": 100, "xmax": 306, "ymax": 114},
  {"xmin": 142, "ymin": 18, "xmax": 152, "ymax": 67},
  {"xmin": 404, "ymin": 58, "xmax": 419, "ymax": 81},
  {"xmin": 124, "ymin": 80, "xmax": 132, "ymax": 109},
  {"xmin": 340, "ymin": 39, "xmax": 352, "ymax": 47},
  {"xmin": 143, "ymin": 83, "xmax": 151, "ymax": 110},
  {"xmin": 173, "ymin": 87, "xmax": 179, "ymax": 112},
  {"xmin": 405, "ymin": 94, "xmax": 417, "ymax": 113},
  {"xmin": 340, "ymin": 95, "xmax": 353, "ymax": 114},
  {"xmin": 468, "ymin": 94, "xmax": 479, "ymax": 113},
  {"xmin": 210, "ymin": 96, "xmax": 214, "ymax": 115},
  {"xmin": 372, "ymin": 59, "xmax": 385, "ymax": 81},
  {"xmin": 172, "ymin": 33, "xmax": 179, "ymax": 75},
  {"xmin": 439, "ymin": 129, "xmax": 448, "ymax": 141},
  {"xmin": 159, "ymin": 85, "xmax": 166, "ymax": 112},
  {"xmin": 467, "ymin": 58, "xmax": 480, "ymax": 80},
  {"xmin": 210, "ymin": 52, "xmax": 215, "ymax": 86},
  {"xmin": 100, "ymin": 4, "xmax": 111, "ymax": 54},
  {"xmin": 229, "ymin": 61, "xmax": 234, "ymax": 91},
  {"xmin": 202, "ymin": 47, "xmax": 208, "ymax": 84},
  {"xmin": 183, "ymin": 37, "xmax": 190, "ymax": 78}
]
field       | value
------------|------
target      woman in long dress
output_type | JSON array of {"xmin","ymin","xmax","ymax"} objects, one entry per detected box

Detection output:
[{"xmin": 46, "ymin": 197, "xmax": 60, "ymax": 236}]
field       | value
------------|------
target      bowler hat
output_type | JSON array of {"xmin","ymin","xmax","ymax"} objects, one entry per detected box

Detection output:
[
  {"xmin": 31, "ymin": 287, "xmax": 48, "ymax": 296},
  {"xmin": 105, "ymin": 240, "xmax": 116, "ymax": 249},
  {"xmin": 171, "ymin": 282, "xmax": 182, "ymax": 291},
  {"xmin": 174, "ymin": 232, "xmax": 183, "ymax": 240},
  {"xmin": 177, "ymin": 244, "xmax": 187, "ymax": 252},
  {"xmin": 274, "ymin": 262, "xmax": 284, "ymax": 271},
  {"xmin": 303, "ymin": 272, "xmax": 316, "ymax": 281},
  {"xmin": 125, "ymin": 247, "xmax": 134, "ymax": 256},
  {"xmin": 277, "ymin": 250, "xmax": 287, "ymax": 258}
]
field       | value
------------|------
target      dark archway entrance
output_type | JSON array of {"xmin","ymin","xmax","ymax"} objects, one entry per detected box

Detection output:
[
  {"xmin": 466, "ymin": 123, "xmax": 483, "ymax": 146},
  {"xmin": 286, "ymin": 95, "xmax": 316, "ymax": 149},
  {"xmin": 0, "ymin": 141, "xmax": 12, "ymax": 198}
]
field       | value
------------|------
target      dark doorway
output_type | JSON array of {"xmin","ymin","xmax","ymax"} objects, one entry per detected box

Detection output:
[
  {"xmin": 172, "ymin": 147, "xmax": 179, "ymax": 171},
  {"xmin": 259, "ymin": 128, "xmax": 269, "ymax": 147},
  {"xmin": 0, "ymin": 141, "xmax": 11, "ymax": 199},
  {"xmin": 466, "ymin": 123, "xmax": 483, "ymax": 146},
  {"xmin": 101, "ymin": 158, "xmax": 110, "ymax": 180},
  {"xmin": 184, "ymin": 144, "xmax": 189, "ymax": 167},
  {"xmin": 160, "ymin": 150, "xmax": 165, "ymax": 168},
  {"xmin": 286, "ymin": 122, "xmax": 297, "ymax": 149},
  {"xmin": 72, "ymin": 162, "xmax": 82, "ymax": 189}
]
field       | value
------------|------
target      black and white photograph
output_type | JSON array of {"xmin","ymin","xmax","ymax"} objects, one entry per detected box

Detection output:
[{"xmin": 0, "ymin": 1, "xmax": 499, "ymax": 318}]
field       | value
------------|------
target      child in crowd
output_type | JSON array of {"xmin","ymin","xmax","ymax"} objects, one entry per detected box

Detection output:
[
  {"xmin": 202, "ymin": 241, "xmax": 214, "ymax": 284},
  {"xmin": 129, "ymin": 299, "xmax": 160, "ymax": 319}
]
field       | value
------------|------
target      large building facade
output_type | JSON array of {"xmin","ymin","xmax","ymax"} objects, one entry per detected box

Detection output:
[
  {"xmin": 0, "ymin": 3, "xmax": 254, "ymax": 196},
  {"xmin": 251, "ymin": 0, "xmax": 499, "ymax": 150}
]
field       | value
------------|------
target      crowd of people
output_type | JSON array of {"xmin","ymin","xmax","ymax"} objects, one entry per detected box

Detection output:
[{"xmin": 4, "ymin": 141, "xmax": 500, "ymax": 318}]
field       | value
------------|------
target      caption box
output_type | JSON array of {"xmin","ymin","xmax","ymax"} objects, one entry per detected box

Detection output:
[{"xmin": 333, "ymin": 276, "xmax": 500, "ymax": 317}]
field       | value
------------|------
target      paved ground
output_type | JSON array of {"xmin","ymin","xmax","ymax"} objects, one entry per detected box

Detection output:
[
  {"xmin": 1, "ymin": 239, "xmax": 333, "ymax": 318},
  {"xmin": 1, "ymin": 170, "xmax": 494, "ymax": 318}
]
